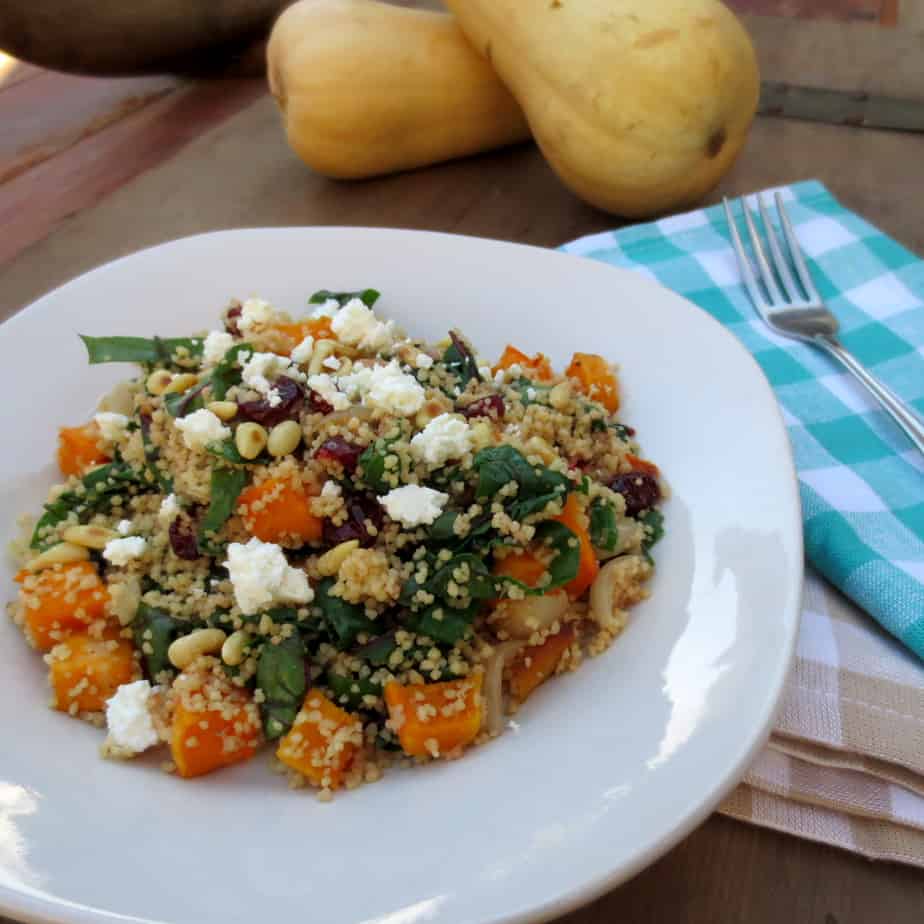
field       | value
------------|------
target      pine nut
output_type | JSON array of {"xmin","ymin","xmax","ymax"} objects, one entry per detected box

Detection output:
[
  {"xmin": 146, "ymin": 370, "xmax": 173, "ymax": 395},
  {"xmin": 167, "ymin": 628, "xmax": 226, "ymax": 670},
  {"xmin": 549, "ymin": 382, "xmax": 572, "ymax": 411},
  {"xmin": 26, "ymin": 542, "xmax": 90, "ymax": 571},
  {"xmin": 317, "ymin": 540, "xmax": 359, "ymax": 577},
  {"xmin": 207, "ymin": 400, "xmax": 238, "ymax": 421},
  {"xmin": 221, "ymin": 630, "xmax": 250, "ymax": 667},
  {"xmin": 63, "ymin": 524, "xmax": 117, "ymax": 549},
  {"xmin": 163, "ymin": 373, "xmax": 199, "ymax": 395},
  {"xmin": 267, "ymin": 420, "xmax": 302, "ymax": 458},
  {"xmin": 235, "ymin": 422, "xmax": 268, "ymax": 460}
]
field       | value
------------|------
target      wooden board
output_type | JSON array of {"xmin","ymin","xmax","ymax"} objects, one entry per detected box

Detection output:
[{"xmin": 729, "ymin": 0, "xmax": 898, "ymax": 24}]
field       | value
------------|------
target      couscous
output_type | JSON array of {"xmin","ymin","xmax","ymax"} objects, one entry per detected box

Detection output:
[{"xmin": 8, "ymin": 289, "xmax": 664, "ymax": 797}]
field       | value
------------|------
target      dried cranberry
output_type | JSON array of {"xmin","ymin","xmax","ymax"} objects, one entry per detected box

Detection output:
[
  {"xmin": 237, "ymin": 376, "xmax": 304, "ymax": 428},
  {"xmin": 610, "ymin": 471, "xmax": 661, "ymax": 519},
  {"xmin": 169, "ymin": 515, "xmax": 200, "ymax": 560},
  {"xmin": 315, "ymin": 436, "xmax": 364, "ymax": 474},
  {"xmin": 306, "ymin": 389, "xmax": 334, "ymax": 415},
  {"xmin": 458, "ymin": 394, "xmax": 505, "ymax": 420},
  {"xmin": 323, "ymin": 493, "xmax": 383, "ymax": 548},
  {"xmin": 224, "ymin": 305, "xmax": 242, "ymax": 336}
]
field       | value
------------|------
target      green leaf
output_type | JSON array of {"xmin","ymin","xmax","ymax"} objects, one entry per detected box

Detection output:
[
  {"xmin": 80, "ymin": 335, "xmax": 203, "ymax": 367},
  {"xmin": 405, "ymin": 602, "xmax": 476, "ymax": 645},
  {"xmin": 163, "ymin": 381, "xmax": 208, "ymax": 418},
  {"xmin": 353, "ymin": 632, "xmax": 398, "ymax": 667},
  {"xmin": 640, "ymin": 508, "xmax": 665, "ymax": 558},
  {"xmin": 589, "ymin": 498, "xmax": 620, "ymax": 553},
  {"xmin": 133, "ymin": 603, "xmax": 187, "ymax": 680},
  {"xmin": 30, "ymin": 461, "xmax": 153, "ymax": 550},
  {"xmin": 442, "ymin": 330, "xmax": 481, "ymax": 387},
  {"xmin": 197, "ymin": 466, "xmax": 249, "ymax": 554},
  {"xmin": 140, "ymin": 415, "xmax": 172, "ymax": 493},
  {"xmin": 427, "ymin": 510, "xmax": 459, "ymax": 544},
  {"xmin": 316, "ymin": 577, "xmax": 377, "ymax": 647},
  {"xmin": 325, "ymin": 669, "xmax": 381, "ymax": 711},
  {"xmin": 427, "ymin": 553, "xmax": 496, "ymax": 604},
  {"xmin": 358, "ymin": 432, "xmax": 403, "ymax": 493},
  {"xmin": 206, "ymin": 439, "xmax": 250, "ymax": 465},
  {"xmin": 309, "ymin": 288, "xmax": 380, "ymax": 308},
  {"xmin": 209, "ymin": 343, "xmax": 253, "ymax": 401},
  {"xmin": 473, "ymin": 445, "xmax": 571, "ymax": 524},
  {"xmin": 512, "ymin": 376, "xmax": 552, "ymax": 407},
  {"xmin": 537, "ymin": 521, "xmax": 581, "ymax": 588},
  {"xmin": 256, "ymin": 635, "xmax": 307, "ymax": 739}
]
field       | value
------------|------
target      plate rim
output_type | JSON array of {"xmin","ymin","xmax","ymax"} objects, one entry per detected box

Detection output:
[{"xmin": 0, "ymin": 226, "xmax": 804, "ymax": 924}]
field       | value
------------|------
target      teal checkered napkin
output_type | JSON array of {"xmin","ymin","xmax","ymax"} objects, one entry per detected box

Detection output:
[{"xmin": 563, "ymin": 180, "xmax": 924, "ymax": 660}]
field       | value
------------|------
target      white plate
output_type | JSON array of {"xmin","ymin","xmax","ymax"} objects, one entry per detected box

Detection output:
[{"xmin": 0, "ymin": 229, "xmax": 801, "ymax": 924}]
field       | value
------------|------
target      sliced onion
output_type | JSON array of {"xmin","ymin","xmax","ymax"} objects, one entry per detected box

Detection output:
[
  {"xmin": 589, "ymin": 555, "xmax": 652, "ymax": 625},
  {"xmin": 490, "ymin": 590, "xmax": 569, "ymax": 641},
  {"xmin": 481, "ymin": 641, "xmax": 523, "ymax": 736}
]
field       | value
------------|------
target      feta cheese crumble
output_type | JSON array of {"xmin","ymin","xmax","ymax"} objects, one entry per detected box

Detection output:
[
  {"xmin": 321, "ymin": 480, "xmax": 342, "ymax": 498},
  {"xmin": 410, "ymin": 413, "xmax": 472, "ymax": 466},
  {"xmin": 202, "ymin": 330, "xmax": 234, "ymax": 365},
  {"xmin": 175, "ymin": 409, "xmax": 231, "ymax": 451},
  {"xmin": 365, "ymin": 360, "xmax": 425, "ymax": 415},
  {"xmin": 322, "ymin": 356, "xmax": 341, "ymax": 371},
  {"xmin": 158, "ymin": 493, "xmax": 179, "ymax": 524},
  {"xmin": 105, "ymin": 680, "xmax": 159, "ymax": 754},
  {"xmin": 310, "ymin": 298, "xmax": 340, "ymax": 319},
  {"xmin": 331, "ymin": 298, "xmax": 394, "ymax": 351},
  {"xmin": 103, "ymin": 536, "xmax": 148, "ymax": 566},
  {"xmin": 94, "ymin": 412, "xmax": 129, "ymax": 443},
  {"xmin": 116, "ymin": 519, "xmax": 134, "ymax": 536},
  {"xmin": 415, "ymin": 353, "xmax": 434, "ymax": 370},
  {"xmin": 306, "ymin": 373, "xmax": 351, "ymax": 411},
  {"xmin": 238, "ymin": 297, "xmax": 274, "ymax": 333},
  {"xmin": 241, "ymin": 351, "xmax": 302, "ymax": 397},
  {"xmin": 224, "ymin": 537, "xmax": 314, "ymax": 615},
  {"xmin": 378, "ymin": 485, "xmax": 449, "ymax": 527},
  {"xmin": 290, "ymin": 335, "xmax": 315, "ymax": 365}
]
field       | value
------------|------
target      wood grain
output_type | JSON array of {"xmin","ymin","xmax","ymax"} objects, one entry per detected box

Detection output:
[{"xmin": 728, "ymin": 0, "xmax": 897, "ymax": 23}]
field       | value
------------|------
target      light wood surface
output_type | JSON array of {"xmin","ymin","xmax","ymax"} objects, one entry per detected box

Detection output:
[{"xmin": 1, "ymin": 5, "xmax": 924, "ymax": 923}]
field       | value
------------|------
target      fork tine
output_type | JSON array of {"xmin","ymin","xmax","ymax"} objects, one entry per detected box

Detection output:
[
  {"xmin": 740, "ymin": 198, "xmax": 786, "ymax": 305},
  {"xmin": 723, "ymin": 198, "xmax": 769, "ymax": 311},
  {"xmin": 775, "ymin": 192, "xmax": 821, "ymax": 302},
  {"xmin": 757, "ymin": 194, "xmax": 801, "ymax": 303}
]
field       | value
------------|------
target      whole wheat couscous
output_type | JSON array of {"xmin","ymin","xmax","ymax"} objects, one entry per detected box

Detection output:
[{"xmin": 8, "ymin": 288, "xmax": 665, "ymax": 797}]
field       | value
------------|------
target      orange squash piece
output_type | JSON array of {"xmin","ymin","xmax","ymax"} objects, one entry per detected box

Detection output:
[
  {"xmin": 493, "ymin": 345, "xmax": 554, "ymax": 382},
  {"xmin": 566, "ymin": 352, "xmax": 619, "ymax": 412},
  {"xmin": 171, "ymin": 673, "xmax": 261, "ymax": 779},
  {"xmin": 626, "ymin": 453, "xmax": 660, "ymax": 477},
  {"xmin": 16, "ymin": 561, "xmax": 109, "ymax": 651},
  {"xmin": 57, "ymin": 422, "xmax": 110, "ymax": 477},
  {"xmin": 553, "ymin": 493, "xmax": 599, "ymax": 599},
  {"xmin": 384, "ymin": 674, "xmax": 483, "ymax": 759},
  {"xmin": 237, "ymin": 476, "xmax": 322, "ymax": 546},
  {"xmin": 492, "ymin": 549, "xmax": 546, "ymax": 588},
  {"xmin": 268, "ymin": 317, "xmax": 336, "ymax": 355},
  {"xmin": 508, "ymin": 625, "xmax": 576, "ymax": 704},
  {"xmin": 276, "ymin": 688, "xmax": 364, "ymax": 789},
  {"xmin": 48, "ymin": 633, "xmax": 137, "ymax": 714}
]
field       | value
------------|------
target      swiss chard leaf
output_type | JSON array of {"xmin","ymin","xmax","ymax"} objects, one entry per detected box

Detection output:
[
  {"xmin": 405, "ymin": 602, "xmax": 477, "ymax": 646},
  {"xmin": 536, "ymin": 521, "xmax": 581, "ymax": 588},
  {"xmin": 316, "ymin": 577, "xmax": 377, "ymax": 647},
  {"xmin": 256, "ymin": 636, "xmax": 307, "ymax": 739},
  {"xmin": 164, "ymin": 381, "xmax": 208, "ymax": 418},
  {"xmin": 197, "ymin": 466, "xmax": 249, "ymax": 554},
  {"xmin": 207, "ymin": 439, "xmax": 251, "ymax": 465},
  {"xmin": 427, "ymin": 553, "xmax": 496, "ymax": 605},
  {"xmin": 325, "ymin": 670, "xmax": 381, "ymax": 711},
  {"xmin": 358, "ymin": 432, "xmax": 402, "ymax": 493},
  {"xmin": 80, "ymin": 335, "xmax": 203, "ymax": 367},
  {"xmin": 209, "ymin": 343, "xmax": 253, "ymax": 401},
  {"xmin": 442, "ymin": 330, "xmax": 481, "ymax": 387},
  {"xmin": 589, "ymin": 498, "xmax": 620, "ymax": 552},
  {"xmin": 353, "ymin": 632, "xmax": 398, "ymax": 667},
  {"xmin": 309, "ymin": 289, "xmax": 380, "ymax": 308},
  {"xmin": 30, "ymin": 461, "xmax": 153, "ymax": 550},
  {"xmin": 473, "ymin": 445, "xmax": 570, "ymax": 523},
  {"xmin": 133, "ymin": 603, "xmax": 187, "ymax": 681}
]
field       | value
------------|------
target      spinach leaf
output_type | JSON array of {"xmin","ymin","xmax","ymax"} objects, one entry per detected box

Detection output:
[
  {"xmin": 256, "ymin": 636, "xmax": 306, "ymax": 739},
  {"xmin": 80, "ymin": 335, "xmax": 203, "ymax": 367},
  {"xmin": 309, "ymin": 288, "xmax": 380, "ymax": 308},
  {"xmin": 511, "ymin": 376, "xmax": 552, "ymax": 407},
  {"xmin": 405, "ymin": 602, "xmax": 476, "ymax": 646},
  {"xmin": 139, "ymin": 414, "xmax": 173, "ymax": 493},
  {"xmin": 442, "ymin": 330, "xmax": 481, "ymax": 387},
  {"xmin": 589, "ymin": 498, "xmax": 620, "ymax": 553},
  {"xmin": 30, "ymin": 461, "xmax": 152, "ymax": 550},
  {"xmin": 591, "ymin": 418, "xmax": 634, "ymax": 440},
  {"xmin": 358, "ymin": 432, "xmax": 402, "ymax": 493},
  {"xmin": 427, "ymin": 553, "xmax": 496, "ymax": 604},
  {"xmin": 133, "ymin": 603, "xmax": 186, "ymax": 681},
  {"xmin": 316, "ymin": 577, "xmax": 377, "ymax": 647},
  {"xmin": 473, "ymin": 445, "xmax": 570, "ymax": 522},
  {"xmin": 325, "ymin": 670, "xmax": 381, "ymax": 711},
  {"xmin": 207, "ymin": 439, "xmax": 250, "ymax": 465},
  {"xmin": 353, "ymin": 632, "xmax": 398, "ymax": 667},
  {"xmin": 536, "ymin": 521, "xmax": 581, "ymax": 588},
  {"xmin": 207, "ymin": 343, "xmax": 253, "ymax": 401},
  {"xmin": 197, "ymin": 466, "xmax": 249, "ymax": 554},
  {"xmin": 640, "ymin": 508, "xmax": 665, "ymax": 560},
  {"xmin": 164, "ymin": 380, "xmax": 208, "ymax": 418}
]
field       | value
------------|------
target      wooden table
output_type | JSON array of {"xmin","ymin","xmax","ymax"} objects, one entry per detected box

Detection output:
[{"xmin": 2, "ymin": 7, "xmax": 924, "ymax": 924}]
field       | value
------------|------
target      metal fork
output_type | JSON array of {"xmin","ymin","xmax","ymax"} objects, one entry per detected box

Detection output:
[{"xmin": 724, "ymin": 193, "xmax": 924, "ymax": 457}]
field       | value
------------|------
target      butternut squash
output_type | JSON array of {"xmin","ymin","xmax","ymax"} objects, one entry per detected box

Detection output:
[
  {"xmin": 443, "ymin": 0, "xmax": 760, "ymax": 217},
  {"xmin": 266, "ymin": 0, "xmax": 530, "ymax": 179}
]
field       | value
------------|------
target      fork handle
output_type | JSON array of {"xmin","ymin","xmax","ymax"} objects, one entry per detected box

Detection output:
[{"xmin": 816, "ymin": 335, "xmax": 924, "ymax": 457}]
